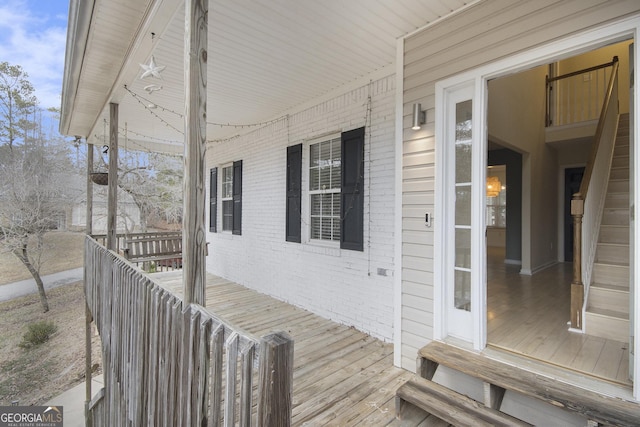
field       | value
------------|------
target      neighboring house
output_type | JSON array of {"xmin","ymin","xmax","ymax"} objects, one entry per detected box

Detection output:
[
  {"xmin": 70, "ymin": 189, "xmax": 142, "ymax": 233},
  {"xmin": 60, "ymin": 0, "xmax": 640, "ymax": 424}
]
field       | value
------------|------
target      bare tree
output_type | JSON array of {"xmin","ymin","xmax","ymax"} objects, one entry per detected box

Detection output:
[
  {"xmin": 0, "ymin": 62, "xmax": 37, "ymax": 150},
  {"xmin": 95, "ymin": 149, "xmax": 183, "ymax": 232},
  {"xmin": 0, "ymin": 62, "xmax": 78, "ymax": 312}
]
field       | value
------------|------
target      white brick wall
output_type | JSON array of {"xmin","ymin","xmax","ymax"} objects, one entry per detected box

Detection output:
[{"xmin": 206, "ymin": 75, "xmax": 396, "ymax": 341}]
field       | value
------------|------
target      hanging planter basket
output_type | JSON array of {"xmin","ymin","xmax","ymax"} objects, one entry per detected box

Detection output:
[{"xmin": 90, "ymin": 172, "xmax": 109, "ymax": 186}]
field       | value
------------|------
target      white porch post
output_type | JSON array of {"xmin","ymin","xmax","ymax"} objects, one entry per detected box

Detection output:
[
  {"xmin": 182, "ymin": 0, "xmax": 208, "ymax": 306},
  {"xmin": 107, "ymin": 103, "xmax": 118, "ymax": 252}
]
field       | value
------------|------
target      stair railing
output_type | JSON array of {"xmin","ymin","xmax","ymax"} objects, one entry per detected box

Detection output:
[
  {"xmin": 570, "ymin": 57, "xmax": 619, "ymax": 330},
  {"xmin": 546, "ymin": 57, "xmax": 618, "ymax": 127}
]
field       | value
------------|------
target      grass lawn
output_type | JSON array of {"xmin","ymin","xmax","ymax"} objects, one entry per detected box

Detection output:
[
  {"xmin": 0, "ymin": 281, "xmax": 101, "ymax": 406},
  {"xmin": 0, "ymin": 231, "xmax": 85, "ymax": 286}
]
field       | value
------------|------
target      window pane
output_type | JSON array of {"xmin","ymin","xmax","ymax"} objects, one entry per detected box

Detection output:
[
  {"xmin": 331, "ymin": 138, "xmax": 341, "ymax": 189},
  {"xmin": 310, "ymin": 217, "xmax": 320, "ymax": 239},
  {"xmin": 310, "ymin": 168, "xmax": 319, "ymax": 191},
  {"xmin": 455, "ymin": 185, "xmax": 471, "ymax": 226},
  {"xmin": 222, "ymin": 200, "xmax": 233, "ymax": 231},
  {"xmin": 309, "ymin": 138, "xmax": 342, "ymax": 242},
  {"xmin": 455, "ymin": 141, "xmax": 472, "ymax": 183},
  {"xmin": 222, "ymin": 166, "xmax": 233, "ymax": 198},
  {"xmin": 455, "ymin": 228, "xmax": 471, "ymax": 269},
  {"xmin": 454, "ymin": 270, "xmax": 471, "ymax": 311},
  {"xmin": 455, "ymin": 100, "xmax": 472, "ymax": 140}
]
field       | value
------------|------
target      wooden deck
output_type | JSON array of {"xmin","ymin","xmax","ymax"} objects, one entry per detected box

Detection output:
[
  {"xmin": 152, "ymin": 271, "xmax": 413, "ymax": 426},
  {"xmin": 487, "ymin": 246, "xmax": 631, "ymax": 388}
]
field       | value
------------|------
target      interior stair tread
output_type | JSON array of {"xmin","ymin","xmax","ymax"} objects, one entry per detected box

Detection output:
[
  {"xmin": 585, "ymin": 306, "xmax": 629, "ymax": 320},
  {"xmin": 594, "ymin": 260, "xmax": 629, "ymax": 267},
  {"xmin": 590, "ymin": 282, "xmax": 629, "ymax": 292}
]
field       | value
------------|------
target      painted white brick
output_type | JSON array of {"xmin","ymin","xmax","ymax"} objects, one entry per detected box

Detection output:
[{"xmin": 206, "ymin": 74, "xmax": 396, "ymax": 341}]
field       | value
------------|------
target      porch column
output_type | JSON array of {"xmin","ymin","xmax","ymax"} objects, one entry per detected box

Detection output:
[
  {"xmin": 107, "ymin": 103, "xmax": 118, "ymax": 252},
  {"xmin": 182, "ymin": 0, "xmax": 208, "ymax": 306},
  {"xmin": 85, "ymin": 141, "xmax": 93, "ymax": 425}
]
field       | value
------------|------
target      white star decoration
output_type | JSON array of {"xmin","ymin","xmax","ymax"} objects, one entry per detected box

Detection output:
[{"xmin": 140, "ymin": 55, "xmax": 165, "ymax": 79}]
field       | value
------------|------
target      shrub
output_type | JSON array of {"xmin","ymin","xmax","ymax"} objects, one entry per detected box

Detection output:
[{"xmin": 19, "ymin": 321, "xmax": 57, "ymax": 349}]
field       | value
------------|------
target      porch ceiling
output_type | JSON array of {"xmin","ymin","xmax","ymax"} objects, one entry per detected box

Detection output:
[{"xmin": 61, "ymin": 0, "xmax": 472, "ymax": 153}]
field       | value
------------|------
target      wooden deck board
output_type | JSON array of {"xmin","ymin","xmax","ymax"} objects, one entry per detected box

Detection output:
[{"xmin": 152, "ymin": 271, "xmax": 407, "ymax": 426}]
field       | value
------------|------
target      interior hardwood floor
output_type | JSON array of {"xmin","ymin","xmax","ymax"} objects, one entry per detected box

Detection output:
[
  {"xmin": 152, "ymin": 271, "xmax": 413, "ymax": 426},
  {"xmin": 487, "ymin": 246, "xmax": 631, "ymax": 387}
]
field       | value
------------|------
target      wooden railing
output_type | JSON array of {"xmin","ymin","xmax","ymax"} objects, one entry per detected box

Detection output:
[
  {"xmin": 546, "ymin": 57, "xmax": 618, "ymax": 127},
  {"xmin": 84, "ymin": 236, "xmax": 293, "ymax": 425},
  {"xmin": 569, "ymin": 58, "xmax": 620, "ymax": 330},
  {"xmin": 92, "ymin": 231, "xmax": 182, "ymax": 272}
]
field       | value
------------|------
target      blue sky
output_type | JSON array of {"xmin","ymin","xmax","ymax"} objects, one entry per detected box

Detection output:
[{"xmin": 0, "ymin": 0, "xmax": 69, "ymax": 110}]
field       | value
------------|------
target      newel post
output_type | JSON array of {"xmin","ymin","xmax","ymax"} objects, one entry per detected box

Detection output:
[
  {"xmin": 570, "ymin": 194, "xmax": 584, "ymax": 330},
  {"xmin": 258, "ymin": 332, "xmax": 294, "ymax": 426},
  {"xmin": 182, "ymin": 0, "xmax": 208, "ymax": 306}
]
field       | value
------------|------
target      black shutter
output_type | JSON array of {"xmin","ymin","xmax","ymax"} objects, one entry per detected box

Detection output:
[
  {"xmin": 340, "ymin": 127, "xmax": 365, "ymax": 251},
  {"xmin": 209, "ymin": 167, "xmax": 218, "ymax": 232},
  {"xmin": 232, "ymin": 160, "xmax": 242, "ymax": 235},
  {"xmin": 286, "ymin": 144, "xmax": 302, "ymax": 242}
]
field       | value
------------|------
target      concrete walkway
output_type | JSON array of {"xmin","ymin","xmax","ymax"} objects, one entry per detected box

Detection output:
[
  {"xmin": 0, "ymin": 267, "xmax": 84, "ymax": 302},
  {"xmin": 46, "ymin": 375, "xmax": 103, "ymax": 427}
]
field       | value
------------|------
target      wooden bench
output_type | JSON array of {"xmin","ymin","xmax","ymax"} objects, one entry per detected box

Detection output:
[
  {"xmin": 396, "ymin": 375, "xmax": 532, "ymax": 426},
  {"xmin": 407, "ymin": 340, "xmax": 640, "ymax": 427},
  {"xmin": 122, "ymin": 233, "xmax": 182, "ymax": 269}
]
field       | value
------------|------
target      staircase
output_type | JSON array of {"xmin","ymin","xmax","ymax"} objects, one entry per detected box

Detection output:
[{"xmin": 585, "ymin": 113, "xmax": 630, "ymax": 343}]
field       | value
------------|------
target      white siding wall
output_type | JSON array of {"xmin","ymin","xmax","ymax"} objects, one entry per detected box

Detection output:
[
  {"xmin": 401, "ymin": 0, "xmax": 640, "ymax": 371},
  {"xmin": 206, "ymin": 75, "xmax": 396, "ymax": 341}
]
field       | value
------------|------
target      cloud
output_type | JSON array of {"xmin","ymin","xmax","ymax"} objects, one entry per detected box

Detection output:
[{"xmin": 0, "ymin": 0, "xmax": 67, "ymax": 110}]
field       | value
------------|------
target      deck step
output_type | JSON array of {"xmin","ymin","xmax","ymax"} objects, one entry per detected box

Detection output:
[
  {"xmin": 598, "ymin": 225, "xmax": 629, "ymax": 244},
  {"xmin": 584, "ymin": 308, "xmax": 629, "ymax": 342},
  {"xmin": 415, "ymin": 341, "xmax": 640, "ymax": 426},
  {"xmin": 595, "ymin": 242, "xmax": 629, "ymax": 264},
  {"xmin": 588, "ymin": 282, "xmax": 629, "ymax": 314},
  {"xmin": 396, "ymin": 376, "xmax": 531, "ymax": 427}
]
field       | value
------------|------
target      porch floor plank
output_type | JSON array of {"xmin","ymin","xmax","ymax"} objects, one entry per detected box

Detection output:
[{"xmin": 152, "ymin": 271, "xmax": 412, "ymax": 426}]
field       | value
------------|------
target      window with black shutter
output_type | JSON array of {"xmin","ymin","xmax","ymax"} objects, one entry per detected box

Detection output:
[
  {"xmin": 286, "ymin": 144, "xmax": 302, "ymax": 242},
  {"xmin": 302, "ymin": 127, "xmax": 364, "ymax": 251},
  {"xmin": 209, "ymin": 167, "xmax": 217, "ymax": 232}
]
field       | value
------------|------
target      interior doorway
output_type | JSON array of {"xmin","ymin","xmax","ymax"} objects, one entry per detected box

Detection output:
[{"xmin": 485, "ymin": 40, "xmax": 633, "ymax": 386}]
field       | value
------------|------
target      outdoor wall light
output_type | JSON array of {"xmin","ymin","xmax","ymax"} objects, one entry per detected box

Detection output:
[{"xmin": 412, "ymin": 103, "xmax": 426, "ymax": 130}]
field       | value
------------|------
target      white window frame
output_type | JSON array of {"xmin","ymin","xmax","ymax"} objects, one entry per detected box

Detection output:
[
  {"xmin": 435, "ymin": 79, "xmax": 486, "ymax": 350},
  {"xmin": 305, "ymin": 133, "xmax": 342, "ymax": 246},
  {"xmin": 221, "ymin": 163, "xmax": 233, "ymax": 232}
]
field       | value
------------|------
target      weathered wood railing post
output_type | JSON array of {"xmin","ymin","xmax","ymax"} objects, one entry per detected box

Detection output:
[
  {"xmin": 570, "ymin": 194, "xmax": 584, "ymax": 330},
  {"xmin": 107, "ymin": 103, "xmax": 118, "ymax": 252},
  {"xmin": 85, "ymin": 141, "xmax": 94, "ymax": 427},
  {"xmin": 182, "ymin": 0, "xmax": 208, "ymax": 306},
  {"xmin": 258, "ymin": 331, "xmax": 294, "ymax": 426}
]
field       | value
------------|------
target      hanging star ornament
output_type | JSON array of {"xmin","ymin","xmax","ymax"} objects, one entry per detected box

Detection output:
[{"xmin": 139, "ymin": 55, "xmax": 165, "ymax": 79}]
